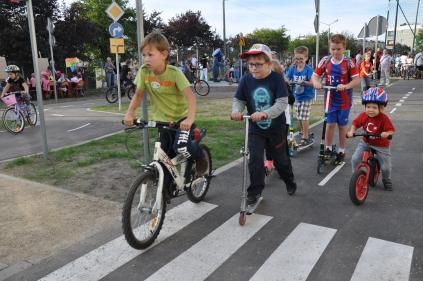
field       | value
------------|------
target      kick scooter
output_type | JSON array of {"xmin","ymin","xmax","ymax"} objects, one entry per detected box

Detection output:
[{"xmin": 316, "ymin": 85, "xmax": 339, "ymax": 174}]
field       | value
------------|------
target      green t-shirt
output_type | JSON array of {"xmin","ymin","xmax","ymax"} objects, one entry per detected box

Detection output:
[{"xmin": 135, "ymin": 65, "xmax": 191, "ymax": 122}]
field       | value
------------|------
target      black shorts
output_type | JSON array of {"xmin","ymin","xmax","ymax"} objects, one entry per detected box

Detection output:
[{"xmin": 417, "ymin": 65, "xmax": 423, "ymax": 71}]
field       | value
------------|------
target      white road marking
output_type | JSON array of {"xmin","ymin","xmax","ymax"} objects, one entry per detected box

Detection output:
[
  {"xmin": 390, "ymin": 108, "xmax": 397, "ymax": 114},
  {"xmin": 51, "ymin": 114, "xmax": 65, "ymax": 117},
  {"xmin": 86, "ymin": 108, "xmax": 125, "ymax": 116},
  {"xmin": 412, "ymin": 88, "xmax": 415, "ymax": 90},
  {"xmin": 250, "ymin": 223, "xmax": 337, "ymax": 281},
  {"xmin": 38, "ymin": 201, "xmax": 218, "ymax": 281},
  {"xmin": 350, "ymin": 237, "xmax": 413, "ymax": 281},
  {"xmin": 402, "ymin": 96, "xmax": 408, "ymax": 99},
  {"xmin": 60, "ymin": 105, "xmax": 73, "ymax": 108},
  {"xmin": 44, "ymin": 108, "xmax": 49, "ymax": 111},
  {"xmin": 399, "ymin": 99, "xmax": 405, "ymax": 102},
  {"xmin": 395, "ymin": 103, "xmax": 402, "ymax": 106},
  {"xmin": 146, "ymin": 213, "xmax": 272, "ymax": 281},
  {"xmin": 405, "ymin": 93, "xmax": 411, "ymax": 97},
  {"xmin": 67, "ymin": 123, "xmax": 91, "ymax": 132},
  {"xmin": 318, "ymin": 162, "xmax": 346, "ymax": 186},
  {"xmin": 408, "ymin": 91, "xmax": 413, "ymax": 94},
  {"xmin": 0, "ymin": 130, "xmax": 5, "ymax": 133}
]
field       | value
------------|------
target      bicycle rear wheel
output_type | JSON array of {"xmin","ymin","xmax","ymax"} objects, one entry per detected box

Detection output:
[
  {"xmin": 122, "ymin": 170, "xmax": 166, "ymax": 249},
  {"xmin": 105, "ymin": 87, "xmax": 118, "ymax": 103},
  {"xmin": 194, "ymin": 80, "xmax": 210, "ymax": 96},
  {"xmin": 186, "ymin": 144, "xmax": 212, "ymax": 203},
  {"xmin": 3, "ymin": 107, "xmax": 25, "ymax": 134},
  {"xmin": 26, "ymin": 103, "xmax": 38, "ymax": 126},
  {"xmin": 127, "ymin": 85, "xmax": 136, "ymax": 100}
]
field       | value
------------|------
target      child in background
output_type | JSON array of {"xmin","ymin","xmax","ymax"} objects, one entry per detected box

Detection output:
[
  {"xmin": 285, "ymin": 46, "xmax": 315, "ymax": 147},
  {"xmin": 1, "ymin": 65, "xmax": 29, "ymax": 104},
  {"xmin": 311, "ymin": 34, "xmax": 361, "ymax": 164},
  {"xmin": 347, "ymin": 87, "xmax": 395, "ymax": 190},
  {"xmin": 231, "ymin": 44, "xmax": 297, "ymax": 206},
  {"xmin": 360, "ymin": 53, "xmax": 373, "ymax": 92}
]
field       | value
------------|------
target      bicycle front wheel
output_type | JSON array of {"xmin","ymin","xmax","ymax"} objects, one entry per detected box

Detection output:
[
  {"xmin": 26, "ymin": 103, "xmax": 38, "ymax": 126},
  {"xmin": 3, "ymin": 107, "xmax": 25, "ymax": 134},
  {"xmin": 194, "ymin": 80, "xmax": 210, "ymax": 96},
  {"xmin": 122, "ymin": 170, "xmax": 166, "ymax": 249},
  {"xmin": 127, "ymin": 85, "xmax": 135, "ymax": 100},
  {"xmin": 105, "ymin": 87, "xmax": 118, "ymax": 103},
  {"xmin": 186, "ymin": 144, "xmax": 212, "ymax": 203},
  {"xmin": 349, "ymin": 168, "xmax": 369, "ymax": 205}
]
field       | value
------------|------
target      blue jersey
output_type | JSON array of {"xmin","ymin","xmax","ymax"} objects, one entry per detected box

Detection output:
[
  {"xmin": 235, "ymin": 71, "xmax": 287, "ymax": 133},
  {"xmin": 286, "ymin": 64, "xmax": 314, "ymax": 101}
]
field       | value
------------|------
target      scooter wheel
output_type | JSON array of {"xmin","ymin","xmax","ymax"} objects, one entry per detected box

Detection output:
[
  {"xmin": 317, "ymin": 158, "xmax": 325, "ymax": 174},
  {"xmin": 239, "ymin": 211, "xmax": 246, "ymax": 226}
]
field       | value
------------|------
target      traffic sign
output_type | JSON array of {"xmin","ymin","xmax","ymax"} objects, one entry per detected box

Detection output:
[
  {"xmin": 239, "ymin": 33, "xmax": 245, "ymax": 47},
  {"xmin": 110, "ymin": 38, "xmax": 125, "ymax": 54},
  {"xmin": 106, "ymin": 1, "xmax": 124, "ymax": 22},
  {"xmin": 109, "ymin": 22, "xmax": 124, "ymax": 38},
  {"xmin": 314, "ymin": 15, "xmax": 319, "ymax": 33}
]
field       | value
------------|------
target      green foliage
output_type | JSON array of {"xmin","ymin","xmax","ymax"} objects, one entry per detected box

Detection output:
[
  {"xmin": 245, "ymin": 27, "xmax": 290, "ymax": 53},
  {"xmin": 416, "ymin": 29, "xmax": 423, "ymax": 51}
]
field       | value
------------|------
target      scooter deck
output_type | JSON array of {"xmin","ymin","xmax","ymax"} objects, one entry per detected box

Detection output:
[
  {"xmin": 246, "ymin": 196, "xmax": 263, "ymax": 215},
  {"xmin": 296, "ymin": 140, "xmax": 315, "ymax": 152}
]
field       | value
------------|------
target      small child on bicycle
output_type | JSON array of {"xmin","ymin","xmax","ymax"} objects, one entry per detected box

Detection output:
[
  {"xmin": 1, "ymin": 65, "xmax": 30, "ymax": 103},
  {"xmin": 231, "ymin": 43, "xmax": 297, "ymax": 206},
  {"xmin": 347, "ymin": 87, "xmax": 395, "ymax": 190},
  {"xmin": 123, "ymin": 31, "xmax": 207, "ymax": 182}
]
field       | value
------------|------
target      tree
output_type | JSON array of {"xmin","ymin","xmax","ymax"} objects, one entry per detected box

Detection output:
[
  {"xmin": 245, "ymin": 27, "xmax": 290, "ymax": 54},
  {"xmin": 415, "ymin": 29, "xmax": 423, "ymax": 51}
]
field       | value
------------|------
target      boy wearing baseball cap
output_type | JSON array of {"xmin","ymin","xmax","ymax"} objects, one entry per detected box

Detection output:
[{"xmin": 231, "ymin": 44, "xmax": 297, "ymax": 207}]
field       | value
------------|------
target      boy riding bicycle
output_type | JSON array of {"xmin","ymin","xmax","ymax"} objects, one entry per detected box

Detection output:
[
  {"xmin": 124, "ymin": 31, "xmax": 207, "ymax": 187},
  {"xmin": 231, "ymin": 43, "xmax": 297, "ymax": 206},
  {"xmin": 1, "ymin": 65, "xmax": 30, "ymax": 103},
  {"xmin": 347, "ymin": 87, "xmax": 395, "ymax": 190}
]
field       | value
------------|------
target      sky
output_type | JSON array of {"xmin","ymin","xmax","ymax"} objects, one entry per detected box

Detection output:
[{"xmin": 63, "ymin": 0, "xmax": 422, "ymax": 39}]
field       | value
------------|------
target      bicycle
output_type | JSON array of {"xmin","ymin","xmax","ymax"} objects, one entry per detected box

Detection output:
[
  {"xmin": 121, "ymin": 119, "xmax": 213, "ymax": 249},
  {"xmin": 191, "ymin": 70, "xmax": 210, "ymax": 96},
  {"xmin": 1, "ymin": 91, "xmax": 37, "ymax": 134},
  {"xmin": 347, "ymin": 132, "xmax": 392, "ymax": 205},
  {"xmin": 105, "ymin": 80, "xmax": 136, "ymax": 104}
]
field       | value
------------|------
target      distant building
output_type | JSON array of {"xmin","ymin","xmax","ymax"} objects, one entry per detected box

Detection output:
[{"xmin": 387, "ymin": 24, "xmax": 423, "ymax": 50}]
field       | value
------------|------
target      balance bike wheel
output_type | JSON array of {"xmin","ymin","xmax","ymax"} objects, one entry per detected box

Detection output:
[{"xmin": 349, "ymin": 169, "xmax": 369, "ymax": 205}]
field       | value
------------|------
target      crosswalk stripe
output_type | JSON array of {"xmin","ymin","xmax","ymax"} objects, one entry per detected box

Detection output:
[
  {"xmin": 38, "ymin": 201, "xmax": 218, "ymax": 281},
  {"xmin": 145, "ymin": 213, "xmax": 272, "ymax": 281},
  {"xmin": 350, "ymin": 237, "xmax": 413, "ymax": 281},
  {"xmin": 249, "ymin": 222, "xmax": 337, "ymax": 281}
]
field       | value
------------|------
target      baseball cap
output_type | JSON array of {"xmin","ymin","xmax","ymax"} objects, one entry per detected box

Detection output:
[{"xmin": 240, "ymin": 44, "xmax": 272, "ymax": 61}]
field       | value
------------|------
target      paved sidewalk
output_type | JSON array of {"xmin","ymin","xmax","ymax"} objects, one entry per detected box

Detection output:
[{"xmin": 0, "ymin": 174, "xmax": 121, "ymax": 280}]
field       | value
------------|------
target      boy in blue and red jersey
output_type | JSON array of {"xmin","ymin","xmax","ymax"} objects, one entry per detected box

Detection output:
[{"xmin": 311, "ymin": 34, "xmax": 361, "ymax": 164}]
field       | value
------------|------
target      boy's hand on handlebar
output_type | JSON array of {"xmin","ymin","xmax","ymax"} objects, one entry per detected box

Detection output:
[
  {"xmin": 180, "ymin": 118, "xmax": 193, "ymax": 131},
  {"xmin": 380, "ymin": 132, "xmax": 391, "ymax": 139},
  {"xmin": 124, "ymin": 112, "xmax": 135, "ymax": 127},
  {"xmin": 336, "ymin": 84, "xmax": 348, "ymax": 91},
  {"xmin": 251, "ymin": 112, "xmax": 267, "ymax": 122},
  {"xmin": 230, "ymin": 112, "xmax": 243, "ymax": 121},
  {"xmin": 312, "ymin": 81, "xmax": 322, "ymax": 89},
  {"xmin": 346, "ymin": 131, "xmax": 354, "ymax": 138}
]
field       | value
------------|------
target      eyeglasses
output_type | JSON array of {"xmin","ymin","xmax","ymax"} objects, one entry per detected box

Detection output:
[
  {"xmin": 295, "ymin": 57, "xmax": 305, "ymax": 61},
  {"xmin": 248, "ymin": 62, "xmax": 265, "ymax": 68}
]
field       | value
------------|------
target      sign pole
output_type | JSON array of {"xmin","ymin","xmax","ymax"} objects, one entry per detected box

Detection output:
[
  {"xmin": 116, "ymin": 52, "xmax": 121, "ymax": 111},
  {"xmin": 27, "ymin": 0, "xmax": 48, "ymax": 159},
  {"xmin": 47, "ymin": 18, "xmax": 57, "ymax": 102},
  {"xmin": 315, "ymin": 0, "xmax": 320, "ymax": 68}
]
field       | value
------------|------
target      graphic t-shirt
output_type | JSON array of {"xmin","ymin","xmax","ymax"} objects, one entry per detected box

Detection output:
[
  {"xmin": 352, "ymin": 112, "xmax": 395, "ymax": 147},
  {"xmin": 314, "ymin": 56, "xmax": 359, "ymax": 111},
  {"xmin": 235, "ymin": 71, "xmax": 287, "ymax": 133},
  {"xmin": 286, "ymin": 64, "xmax": 314, "ymax": 101},
  {"xmin": 135, "ymin": 65, "xmax": 191, "ymax": 122}
]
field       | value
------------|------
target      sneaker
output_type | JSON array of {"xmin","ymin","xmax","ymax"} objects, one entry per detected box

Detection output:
[
  {"xmin": 247, "ymin": 193, "xmax": 261, "ymax": 205},
  {"xmin": 286, "ymin": 181, "xmax": 297, "ymax": 196},
  {"xmin": 383, "ymin": 179, "xmax": 393, "ymax": 191},
  {"xmin": 334, "ymin": 152, "xmax": 345, "ymax": 165},
  {"xmin": 324, "ymin": 148, "xmax": 332, "ymax": 159},
  {"xmin": 195, "ymin": 155, "xmax": 208, "ymax": 176}
]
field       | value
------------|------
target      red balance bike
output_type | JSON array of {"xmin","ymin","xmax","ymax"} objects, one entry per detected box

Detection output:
[{"xmin": 348, "ymin": 132, "xmax": 392, "ymax": 205}]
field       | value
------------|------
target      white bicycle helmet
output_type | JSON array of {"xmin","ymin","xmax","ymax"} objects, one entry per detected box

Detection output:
[{"xmin": 5, "ymin": 65, "xmax": 20, "ymax": 73}]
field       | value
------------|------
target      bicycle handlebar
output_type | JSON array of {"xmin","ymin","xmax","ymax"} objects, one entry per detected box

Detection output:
[{"xmin": 347, "ymin": 132, "xmax": 393, "ymax": 140}]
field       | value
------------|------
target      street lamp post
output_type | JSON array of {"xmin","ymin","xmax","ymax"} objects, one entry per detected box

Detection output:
[
  {"xmin": 321, "ymin": 19, "xmax": 339, "ymax": 48},
  {"xmin": 222, "ymin": 0, "xmax": 227, "ymax": 57}
]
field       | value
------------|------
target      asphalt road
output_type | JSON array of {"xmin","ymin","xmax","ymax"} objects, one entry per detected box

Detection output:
[{"xmin": 5, "ymin": 79, "xmax": 423, "ymax": 281}]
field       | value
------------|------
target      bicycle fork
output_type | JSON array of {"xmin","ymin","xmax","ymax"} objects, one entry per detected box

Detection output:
[{"xmin": 138, "ymin": 162, "xmax": 165, "ymax": 216}]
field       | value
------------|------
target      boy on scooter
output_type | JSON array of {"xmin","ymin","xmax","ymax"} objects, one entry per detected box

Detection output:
[
  {"xmin": 231, "ymin": 44, "xmax": 297, "ymax": 206},
  {"xmin": 312, "ymin": 34, "xmax": 361, "ymax": 164},
  {"xmin": 347, "ymin": 87, "xmax": 395, "ymax": 190}
]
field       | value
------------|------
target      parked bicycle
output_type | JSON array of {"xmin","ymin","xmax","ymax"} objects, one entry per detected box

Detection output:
[
  {"xmin": 347, "ymin": 132, "xmax": 392, "ymax": 205},
  {"xmin": 191, "ymin": 70, "xmax": 210, "ymax": 96},
  {"xmin": 105, "ymin": 80, "xmax": 136, "ymax": 104},
  {"xmin": 122, "ymin": 119, "xmax": 213, "ymax": 249},
  {"xmin": 1, "ymin": 91, "xmax": 37, "ymax": 134}
]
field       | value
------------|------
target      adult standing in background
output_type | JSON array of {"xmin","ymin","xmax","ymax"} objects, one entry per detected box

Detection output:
[
  {"xmin": 212, "ymin": 48, "xmax": 223, "ymax": 82},
  {"xmin": 374, "ymin": 47, "xmax": 382, "ymax": 80},
  {"xmin": 200, "ymin": 53, "xmax": 209, "ymax": 82},
  {"xmin": 355, "ymin": 49, "xmax": 362, "ymax": 67},
  {"xmin": 379, "ymin": 49, "xmax": 392, "ymax": 86},
  {"xmin": 104, "ymin": 57, "xmax": 115, "ymax": 88}
]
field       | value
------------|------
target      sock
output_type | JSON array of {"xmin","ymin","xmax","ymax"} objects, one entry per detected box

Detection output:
[
  {"xmin": 338, "ymin": 148, "xmax": 345, "ymax": 153},
  {"xmin": 325, "ymin": 146, "xmax": 332, "ymax": 151}
]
